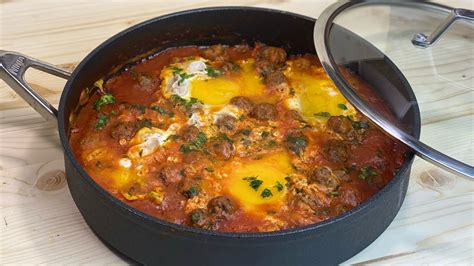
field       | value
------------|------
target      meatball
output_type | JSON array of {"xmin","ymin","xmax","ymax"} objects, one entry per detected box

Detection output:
[
  {"xmin": 323, "ymin": 140, "xmax": 351, "ymax": 163},
  {"xmin": 183, "ymin": 150, "xmax": 205, "ymax": 164},
  {"xmin": 181, "ymin": 125, "xmax": 200, "ymax": 142},
  {"xmin": 327, "ymin": 116, "xmax": 352, "ymax": 134},
  {"xmin": 308, "ymin": 167, "xmax": 339, "ymax": 190},
  {"xmin": 251, "ymin": 103, "xmax": 277, "ymax": 121},
  {"xmin": 264, "ymin": 70, "xmax": 287, "ymax": 86},
  {"xmin": 208, "ymin": 139, "xmax": 235, "ymax": 160},
  {"xmin": 201, "ymin": 45, "xmax": 228, "ymax": 62},
  {"xmin": 157, "ymin": 165, "xmax": 182, "ymax": 185},
  {"xmin": 208, "ymin": 196, "xmax": 236, "ymax": 217},
  {"xmin": 110, "ymin": 121, "xmax": 137, "ymax": 140},
  {"xmin": 216, "ymin": 114, "xmax": 238, "ymax": 132},
  {"xmin": 230, "ymin": 96, "xmax": 254, "ymax": 114},
  {"xmin": 188, "ymin": 208, "xmax": 213, "ymax": 229},
  {"xmin": 254, "ymin": 60, "xmax": 275, "ymax": 76},
  {"xmin": 257, "ymin": 46, "xmax": 287, "ymax": 65}
]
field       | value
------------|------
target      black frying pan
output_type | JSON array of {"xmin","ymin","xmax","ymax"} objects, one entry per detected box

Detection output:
[{"xmin": 0, "ymin": 7, "xmax": 420, "ymax": 265}]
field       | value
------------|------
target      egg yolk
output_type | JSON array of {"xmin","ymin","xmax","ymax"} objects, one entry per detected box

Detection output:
[
  {"xmin": 225, "ymin": 151, "xmax": 292, "ymax": 213},
  {"xmin": 285, "ymin": 66, "xmax": 356, "ymax": 119},
  {"xmin": 190, "ymin": 59, "xmax": 267, "ymax": 106}
]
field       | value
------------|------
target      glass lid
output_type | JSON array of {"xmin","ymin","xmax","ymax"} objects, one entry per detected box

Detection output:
[{"xmin": 314, "ymin": 1, "xmax": 473, "ymax": 179}]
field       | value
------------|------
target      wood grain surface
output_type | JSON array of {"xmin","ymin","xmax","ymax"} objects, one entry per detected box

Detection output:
[{"xmin": 1, "ymin": 0, "xmax": 473, "ymax": 264}]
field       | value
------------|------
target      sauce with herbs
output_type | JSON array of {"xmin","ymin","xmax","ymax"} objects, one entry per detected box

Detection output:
[{"xmin": 69, "ymin": 43, "xmax": 407, "ymax": 232}]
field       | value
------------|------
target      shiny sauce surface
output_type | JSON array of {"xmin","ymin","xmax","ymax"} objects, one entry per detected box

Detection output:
[{"xmin": 70, "ymin": 44, "xmax": 407, "ymax": 232}]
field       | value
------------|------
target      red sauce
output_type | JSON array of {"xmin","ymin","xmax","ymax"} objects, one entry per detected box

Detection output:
[{"xmin": 69, "ymin": 44, "xmax": 407, "ymax": 232}]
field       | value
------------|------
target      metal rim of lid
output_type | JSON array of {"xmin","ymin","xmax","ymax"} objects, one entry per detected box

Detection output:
[{"xmin": 314, "ymin": 0, "xmax": 474, "ymax": 179}]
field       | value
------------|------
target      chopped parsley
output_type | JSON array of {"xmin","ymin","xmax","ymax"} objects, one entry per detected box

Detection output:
[
  {"xmin": 171, "ymin": 95, "xmax": 200, "ymax": 110},
  {"xmin": 150, "ymin": 105, "xmax": 174, "ymax": 117},
  {"xmin": 337, "ymin": 103, "xmax": 348, "ymax": 110},
  {"xmin": 359, "ymin": 165, "xmax": 379, "ymax": 180},
  {"xmin": 240, "ymin": 129, "xmax": 251, "ymax": 136},
  {"xmin": 260, "ymin": 188, "xmax": 273, "ymax": 198},
  {"xmin": 352, "ymin": 120, "xmax": 369, "ymax": 130},
  {"xmin": 286, "ymin": 134, "xmax": 308, "ymax": 156},
  {"xmin": 94, "ymin": 114, "xmax": 108, "ymax": 129},
  {"xmin": 274, "ymin": 181, "xmax": 284, "ymax": 192},
  {"xmin": 216, "ymin": 133, "xmax": 233, "ymax": 144},
  {"xmin": 243, "ymin": 176, "xmax": 263, "ymax": 191},
  {"xmin": 137, "ymin": 119, "xmax": 153, "ymax": 129},
  {"xmin": 205, "ymin": 66, "xmax": 221, "ymax": 77},
  {"xmin": 190, "ymin": 212, "xmax": 202, "ymax": 223},
  {"xmin": 261, "ymin": 131, "xmax": 270, "ymax": 138},
  {"xmin": 177, "ymin": 72, "xmax": 195, "ymax": 85},
  {"xmin": 314, "ymin": 112, "xmax": 331, "ymax": 118},
  {"xmin": 183, "ymin": 186, "xmax": 201, "ymax": 198},
  {"xmin": 180, "ymin": 132, "xmax": 207, "ymax": 153},
  {"xmin": 94, "ymin": 93, "xmax": 116, "ymax": 111}
]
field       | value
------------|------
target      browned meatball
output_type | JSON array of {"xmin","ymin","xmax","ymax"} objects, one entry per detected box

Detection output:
[
  {"xmin": 188, "ymin": 208, "xmax": 213, "ymax": 229},
  {"xmin": 323, "ymin": 140, "xmax": 351, "ymax": 163},
  {"xmin": 251, "ymin": 103, "xmax": 277, "ymax": 121},
  {"xmin": 264, "ymin": 70, "xmax": 287, "ymax": 86},
  {"xmin": 208, "ymin": 196, "xmax": 236, "ymax": 217},
  {"xmin": 257, "ymin": 46, "xmax": 287, "ymax": 65},
  {"xmin": 157, "ymin": 165, "xmax": 183, "ymax": 185},
  {"xmin": 110, "ymin": 121, "xmax": 137, "ymax": 140},
  {"xmin": 208, "ymin": 139, "xmax": 235, "ymax": 160},
  {"xmin": 308, "ymin": 167, "xmax": 339, "ymax": 190},
  {"xmin": 181, "ymin": 125, "xmax": 200, "ymax": 142},
  {"xmin": 201, "ymin": 45, "xmax": 228, "ymax": 62},
  {"xmin": 216, "ymin": 114, "xmax": 238, "ymax": 132},
  {"xmin": 230, "ymin": 96, "xmax": 254, "ymax": 114},
  {"xmin": 254, "ymin": 60, "xmax": 275, "ymax": 76},
  {"xmin": 183, "ymin": 150, "xmax": 205, "ymax": 164},
  {"xmin": 327, "ymin": 116, "xmax": 352, "ymax": 134}
]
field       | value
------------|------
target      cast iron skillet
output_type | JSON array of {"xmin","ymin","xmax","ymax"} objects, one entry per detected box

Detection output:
[{"xmin": 0, "ymin": 7, "xmax": 420, "ymax": 265}]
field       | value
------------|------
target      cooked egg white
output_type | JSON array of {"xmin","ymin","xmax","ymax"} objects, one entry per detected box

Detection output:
[
  {"xmin": 160, "ymin": 58, "xmax": 268, "ymax": 106},
  {"xmin": 223, "ymin": 151, "xmax": 292, "ymax": 214},
  {"xmin": 127, "ymin": 124, "xmax": 179, "ymax": 159}
]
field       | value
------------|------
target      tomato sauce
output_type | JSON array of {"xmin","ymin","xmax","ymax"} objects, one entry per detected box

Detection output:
[{"xmin": 69, "ymin": 43, "xmax": 408, "ymax": 232}]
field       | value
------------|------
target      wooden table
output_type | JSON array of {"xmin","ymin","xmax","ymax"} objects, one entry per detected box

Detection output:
[{"xmin": 1, "ymin": 1, "xmax": 473, "ymax": 264}]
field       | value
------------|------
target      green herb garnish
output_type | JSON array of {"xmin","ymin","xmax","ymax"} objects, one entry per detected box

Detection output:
[
  {"xmin": 314, "ymin": 112, "xmax": 331, "ymax": 118},
  {"xmin": 190, "ymin": 212, "xmax": 201, "ymax": 223},
  {"xmin": 352, "ymin": 120, "xmax": 369, "ymax": 130},
  {"xmin": 286, "ymin": 135, "xmax": 308, "ymax": 156},
  {"xmin": 94, "ymin": 93, "xmax": 116, "ymax": 111},
  {"xmin": 240, "ymin": 129, "xmax": 251, "ymax": 136},
  {"xmin": 274, "ymin": 181, "xmax": 284, "ymax": 192},
  {"xmin": 337, "ymin": 103, "xmax": 348, "ymax": 110},
  {"xmin": 260, "ymin": 188, "xmax": 273, "ymax": 198},
  {"xmin": 183, "ymin": 186, "xmax": 201, "ymax": 198},
  {"xmin": 205, "ymin": 67, "xmax": 221, "ymax": 77},
  {"xmin": 243, "ymin": 176, "xmax": 263, "ymax": 191},
  {"xmin": 178, "ymin": 72, "xmax": 195, "ymax": 85},
  {"xmin": 261, "ymin": 131, "xmax": 270, "ymax": 138},
  {"xmin": 359, "ymin": 166, "xmax": 378, "ymax": 180},
  {"xmin": 95, "ymin": 114, "xmax": 108, "ymax": 129},
  {"xmin": 180, "ymin": 132, "xmax": 207, "ymax": 153}
]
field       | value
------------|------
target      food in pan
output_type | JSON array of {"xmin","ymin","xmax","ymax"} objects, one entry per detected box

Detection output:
[{"xmin": 69, "ymin": 43, "xmax": 407, "ymax": 232}]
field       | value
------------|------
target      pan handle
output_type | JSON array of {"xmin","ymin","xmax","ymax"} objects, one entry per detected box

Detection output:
[{"xmin": 0, "ymin": 50, "xmax": 71, "ymax": 121}]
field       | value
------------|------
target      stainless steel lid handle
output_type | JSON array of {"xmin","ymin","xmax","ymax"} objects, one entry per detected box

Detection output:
[
  {"xmin": 412, "ymin": 8, "xmax": 474, "ymax": 48},
  {"xmin": 0, "ymin": 50, "xmax": 71, "ymax": 121}
]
